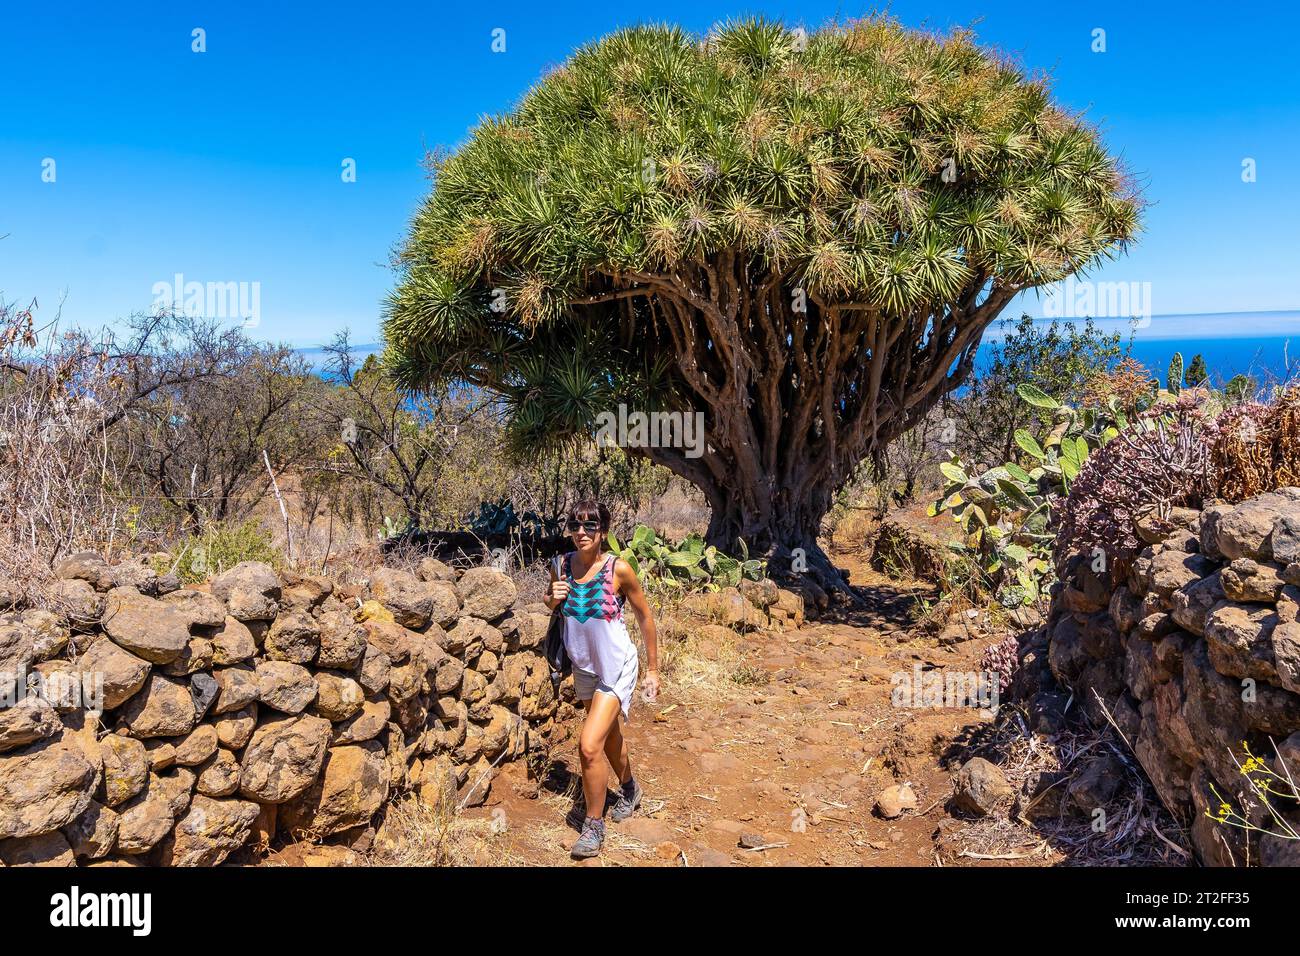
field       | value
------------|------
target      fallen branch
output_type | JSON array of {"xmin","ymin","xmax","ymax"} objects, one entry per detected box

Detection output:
[
  {"xmin": 958, "ymin": 845, "xmax": 1045, "ymax": 861},
  {"xmin": 1149, "ymin": 821, "xmax": 1192, "ymax": 860}
]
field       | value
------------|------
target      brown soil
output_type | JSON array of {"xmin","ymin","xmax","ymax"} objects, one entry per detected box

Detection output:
[{"xmin": 464, "ymin": 550, "xmax": 1063, "ymax": 867}]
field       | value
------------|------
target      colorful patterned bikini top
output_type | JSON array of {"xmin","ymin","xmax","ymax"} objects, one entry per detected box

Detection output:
[{"xmin": 562, "ymin": 552, "xmax": 624, "ymax": 623}]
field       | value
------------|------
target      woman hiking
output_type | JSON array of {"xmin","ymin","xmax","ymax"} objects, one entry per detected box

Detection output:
[{"xmin": 545, "ymin": 498, "xmax": 659, "ymax": 859}]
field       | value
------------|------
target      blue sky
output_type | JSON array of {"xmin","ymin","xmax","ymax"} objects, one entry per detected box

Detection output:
[{"xmin": 4, "ymin": 0, "xmax": 1299, "ymax": 347}]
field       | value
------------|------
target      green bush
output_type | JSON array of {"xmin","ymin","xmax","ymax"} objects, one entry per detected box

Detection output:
[
  {"xmin": 607, "ymin": 525, "xmax": 763, "ymax": 591},
  {"xmin": 156, "ymin": 521, "xmax": 284, "ymax": 584},
  {"xmin": 950, "ymin": 314, "xmax": 1126, "ymax": 465},
  {"xmin": 929, "ymin": 383, "xmax": 1127, "ymax": 606}
]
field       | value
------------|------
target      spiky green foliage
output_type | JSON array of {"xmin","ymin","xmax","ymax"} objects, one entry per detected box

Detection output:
[
  {"xmin": 384, "ymin": 16, "xmax": 1140, "ymax": 569},
  {"xmin": 1186, "ymin": 353, "xmax": 1209, "ymax": 387}
]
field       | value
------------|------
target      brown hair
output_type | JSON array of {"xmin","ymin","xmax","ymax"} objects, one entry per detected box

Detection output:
[{"xmin": 567, "ymin": 498, "xmax": 611, "ymax": 532}]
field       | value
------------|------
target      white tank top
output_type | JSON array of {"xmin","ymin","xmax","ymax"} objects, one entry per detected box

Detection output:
[{"xmin": 560, "ymin": 552, "xmax": 638, "ymax": 682}]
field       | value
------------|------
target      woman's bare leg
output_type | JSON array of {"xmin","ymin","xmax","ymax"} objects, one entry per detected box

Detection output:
[
  {"xmin": 603, "ymin": 713, "xmax": 631, "ymax": 785},
  {"xmin": 577, "ymin": 692, "xmax": 622, "ymax": 819}
]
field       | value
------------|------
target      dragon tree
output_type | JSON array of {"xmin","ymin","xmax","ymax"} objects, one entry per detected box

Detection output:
[{"xmin": 383, "ymin": 17, "xmax": 1140, "ymax": 589}]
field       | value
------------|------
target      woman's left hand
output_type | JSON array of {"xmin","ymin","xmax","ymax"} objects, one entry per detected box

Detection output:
[{"xmin": 641, "ymin": 670, "xmax": 660, "ymax": 703}]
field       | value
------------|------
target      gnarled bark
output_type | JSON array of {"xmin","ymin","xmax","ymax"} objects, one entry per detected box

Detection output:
[{"xmin": 590, "ymin": 253, "xmax": 1017, "ymax": 590}]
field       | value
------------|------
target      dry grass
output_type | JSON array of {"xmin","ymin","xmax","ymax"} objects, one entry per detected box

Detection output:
[
  {"xmin": 825, "ymin": 504, "xmax": 882, "ymax": 556},
  {"xmin": 949, "ymin": 704, "xmax": 1192, "ymax": 867},
  {"xmin": 628, "ymin": 479, "xmax": 710, "ymax": 540},
  {"xmin": 367, "ymin": 793, "xmax": 526, "ymax": 867},
  {"xmin": 0, "ymin": 305, "xmax": 134, "ymax": 605},
  {"xmin": 509, "ymin": 556, "xmax": 554, "ymax": 605},
  {"xmin": 650, "ymin": 596, "xmax": 770, "ymax": 708}
]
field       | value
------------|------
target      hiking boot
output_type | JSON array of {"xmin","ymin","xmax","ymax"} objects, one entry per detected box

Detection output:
[
  {"xmin": 571, "ymin": 817, "xmax": 606, "ymax": 859},
  {"xmin": 611, "ymin": 778, "xmax": 643, "ymax": 823},
  {"xmin": 564, "ymin": 803, "xmax": 588, "ymax": 830}
]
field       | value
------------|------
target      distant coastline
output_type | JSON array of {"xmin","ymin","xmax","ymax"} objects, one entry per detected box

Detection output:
[
  {"xmin": 292, "ymin": 309, "xmax": 1298, "ymax": 381},
  {"xmin": 980, "ymin": 309, "xmax": 1297, "ymax": 380},
  {"xmin": 983, "ymin": 309, "xmax": 1300, "ymax": 343}
]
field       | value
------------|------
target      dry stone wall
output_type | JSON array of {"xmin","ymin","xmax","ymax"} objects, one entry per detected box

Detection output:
[
  {"xmin": 1045, "ymin": 487, "xmax": 1300, "ymax": 866},
  {"xmin": 0, "ymin": 553, "xmax": 805, "ymax": 867},
  {"xmin": 0, "ymin": 554, "xmax": 561, "ymax": 866}
]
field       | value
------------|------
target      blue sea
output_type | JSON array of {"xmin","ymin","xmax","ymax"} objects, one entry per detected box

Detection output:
[
  {"xmin": 978, "ymin": 310, "xmax": 1298, "ymax": 385},
  {"xmin": 295, "ymin": 343, "xmax": 380, "ymax": 380},
  {"xmin": 294, "ymin": 310, "xmax": 1299, "ymax": 386}
]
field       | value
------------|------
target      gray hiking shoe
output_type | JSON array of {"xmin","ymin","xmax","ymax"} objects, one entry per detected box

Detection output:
[
  {"xmin": 611, "ymin": 779, "xmax": 643, "ymax": 823},
  {"xmin": 571, "ymin": 817, "xmax": 606, "ymax": 859}
]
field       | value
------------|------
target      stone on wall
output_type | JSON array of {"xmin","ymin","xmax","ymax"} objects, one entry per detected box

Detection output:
[
  {"xmin": 1046, "ymin": 488, "xmax": 1300, "ymax": 866},
  {"xmin": 0, "ymin": 551, "xmax": 797, "ymax": 866}
]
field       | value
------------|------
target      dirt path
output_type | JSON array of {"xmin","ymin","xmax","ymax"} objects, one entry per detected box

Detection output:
[{"xmin": 465, "ymin": 551, "xmax": 1054, "ymax": 867}]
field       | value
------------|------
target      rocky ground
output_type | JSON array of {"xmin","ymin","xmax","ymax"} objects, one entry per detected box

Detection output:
[
  {"xmin": 9, "ymin": 497, "xmax": 1278, "ymax": 868},
  {"xmin": 445, "ymin": 549, "xmax": 1191, "ymax": 867}
]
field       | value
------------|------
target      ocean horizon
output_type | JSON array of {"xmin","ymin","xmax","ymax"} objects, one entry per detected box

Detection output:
[
  {"xmin": 978, "ymin": 309, "xmax": 1298, "ymax": 382},
  {"xmin": 293, "ymin": 308, "xmax": 1298, "ymax": 383}
]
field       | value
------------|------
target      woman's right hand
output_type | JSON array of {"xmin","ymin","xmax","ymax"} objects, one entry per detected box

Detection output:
[{"xmin": 549, "ymin": 579, "xmax": 570, "ymax": 603}]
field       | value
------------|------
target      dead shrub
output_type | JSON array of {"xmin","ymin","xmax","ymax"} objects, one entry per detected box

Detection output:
[{"xmin": 1210, "ymin": 385, "xmax": 1300, "ymax": 501}]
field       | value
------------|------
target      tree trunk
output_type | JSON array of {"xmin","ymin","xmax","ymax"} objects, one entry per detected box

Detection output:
[
  {"xmin": 604, "ymin": 253, "xmax": 1016, "ymax": 594},
  {"xmin": 698, "ymin": 465, "xmax": 848, "ymax": 593}
]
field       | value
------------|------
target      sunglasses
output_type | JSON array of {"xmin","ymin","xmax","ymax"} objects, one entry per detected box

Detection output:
[{"xmin": 565, "ymin": 519, "xmax": 601, "ymax": 534}]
